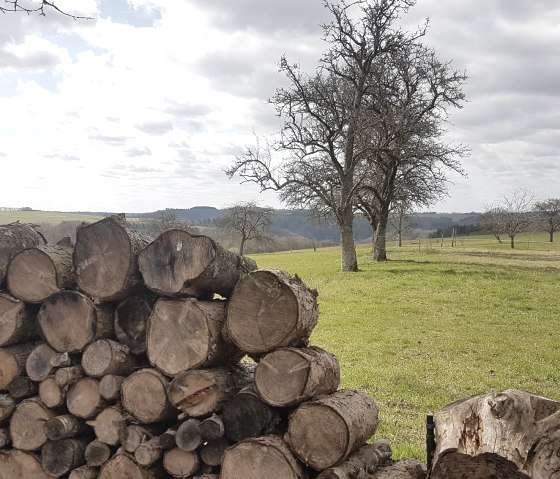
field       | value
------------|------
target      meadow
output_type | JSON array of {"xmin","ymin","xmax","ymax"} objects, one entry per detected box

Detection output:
[{"xmin": 251, "ymin": 233, "xmax": 560, "ymax": 460}]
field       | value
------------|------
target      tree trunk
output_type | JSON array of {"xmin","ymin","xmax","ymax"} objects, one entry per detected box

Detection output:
[
  {"xmin": 82, "ymin": 338, "xmax": 140, "ymax": 378},
  {"xmin": 168, "ymin": 362, "xmax": 255, "ymax": 417},
  {"xmin": 44, "ymin": 414, "xmax": 86, "ymax": 441},
  {"xmin": 7, "ymin": 238, "xmax": 74, "ymax": 303},
  {"xmin": 255, "ymin": 346, "xmax": 340, "ymax": 407},
  {"xmin": 0, "ymin": 449, "xmax": 53, "ymax": 479},
  {"xmin": 371, "ymin": 459, "xmax": 426, "ymax": 478},
  {"xmin": 0, "ymin": 222, "xmax": 46, "ymax": 288},
  {"xmin": 510, "ymin": 235, "xmax": 515, "ymax": 249},
  {"xmin": 115, "ymin": 294, "xmax": 156, "ymax": 355},
  {"xmin": 373, "ymin": 204, "xmax": 390, "ymax": 262},
  {"xmin": 226, "ymin": 269, "xmax": 319, "ymax": 355},
  {"xmin": 37, "ymin": 291, "xmax": 114, "ymax": 353},
  {"xmin": 147, "ymin": 298, "xmax": 241, "ymax": 376},
  {"xmin": 39, "ymin": 377, "xmax": 67, "ymax": 408},
  {"xmin": 73, "ymin": 214, "xmax": 151, "ymax": 302},
  {"xmin": 41, "ymin": 438, "xmax": 87, "ymax": 476},
  {"xmin": 99, "ymin": 452, "xmax": 166, "ymax": 479},
  {"xmin": 138, "ymin": 229, "xmax": 257, "ymax": 298},
  {"xmin": 98, "ymin": 374, "xmax": 125, "ymax": 401},
  {"xmin": 86, "ymin": 405, "xmax": 125, "ymax": 445},
  {"xmin": 121, "ymin": 369, "xmax": 177, "ymax": 424},
  {"xmin": 84, "ymin": 439, "xmax": 112, "ymax": 467},
  {"xmin": 163, "ymin": 448, "xmax": 200, "ymax": 478},
  {"xmin": 0, "ymin": 293, "xmax": 38, "ymax": 347},
  {"xmin": 431, "ymin": 389, "xmax": 560, "ymax": 479},
  {"xmin": 285, "ymin": 389, "xmax": 379, "ymax": 470},
  {"xmin": 10, "ymin": 397, "xmax": 54, "ymax": 451},
  {"xmin": 66, "ymin": 377, "xmax": 106, "ymax": 419},
  {"xmin": 175, "ymin": 418, "xmax": 203, "ymax": 452},
  {"xmin": 0, "ymin": 341, "xmax": 36, "ymax": 390},
  {"xmin": 338, "ymin": 209, "xmax": 358, "ymax": 272},
  {"xmin": 199, "ymin": 437, "xmax": 230, "ymax": 466},
  {"xmin": 221, "ymin": 435, "xmax": 308, "ymax": 479},
  {"xmin": 239, "ymin": 236, "xmax": 246, "ymax": 256}
]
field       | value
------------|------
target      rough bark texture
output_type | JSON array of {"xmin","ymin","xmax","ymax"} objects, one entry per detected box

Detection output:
[
  {"xmin": 286, "ymin": 389, "xmax": 379, "ymax": 470},
  {"xmin": 0, "ymin": 342, "xmax": 36, "ymax": 390},
  {"xmin": 168, "ymin": 362, "xmax": 255, "ymax": 417},
  {"xmin": 10, "ymin": 398, "xmax": 54, "ymax": 451},
  {"xmin": 37, "ymin": 291, "xmax": 114, "ymax": 353},
  {"xmin": 73, "ymin": 214, "xmax": 151, "ymax": 302},
  {"xmin": 41, "ymin": 438, "xmax": 87, "ymax": 476},
  {"xmin": 82, "ymin": 338, "xmax": 139, "ymax": 377},
  {"xmin": 0, "ymin": 222, "xmax": 46, "ymax": 288},
  {"xmin": 138, "ymin": 229, "xmax": 257, "ymax": 298},
  {"xmin": 7, "ymin": 238, "xmax": 74, "ymax": 303},
  {"xmin": 115, "ymin": 294, "xmax": 156, "ymax": 355},
  {"xmin": 226, "ymin": 269, "xmax": 319, "ymax": 354},
  {"xmin": 163, "ymin": 447, "xmax": 200, "ymax": 478},
  {"xmin": 44, "ymin": 414, "xmax": 86, "ymax": 441},
  {"xmin": 0, "ymin": 292, "xmax": 38, "ymax": 347},
  {"xmin": 221, "ymin": 435, "xmax": 309, "ymax": 479},
  {"xmin": 0, "ymin": 449, "xmax": 52, "ymax": 479},
  {"xmin": 316, "ymin": 441, "xmax": 392, "ymax": 479},
  {"xmin": 147, "ymin": 298, "xmax": 242, "ymax": 376},
  {"xmin": 99, "ymin": 452, "xmax": 166, "ymax": 479},
  {"xmin": 339, "ymin": 212, "xmax": 358, "ymax": 272},
  {"xmin": 431, "ymin": 389, "xmax": 560, "ymax": 479},
  {"xmin": 66, "ymin": 377, "xmax": 106, "ymax": 419},
  {"xmin": 372, "ymin": 459, "xmax": 426, "ymax": 478},
  {"xmin": 255, "ymin": 346, "xmax": 340, "ymax": 407},
  {"xmin": 86, "ymin": 405, "xmax": 124, "ymax": 445}
]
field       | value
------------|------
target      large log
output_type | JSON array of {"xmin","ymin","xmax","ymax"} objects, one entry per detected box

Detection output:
[
  {"xmin": 41, "ymin": 438, "xmax": 87, "ymax": 477},
  {"xmin": 37, "ymin": 291, "xmax": 114, "ymax": 353},
  {"xmin": 163, "ymin": 448, "xmax": 200, "ymax": 478},
  {"xmin": 10, "ymin": 397, "xmax": 54, "ymax": 451},
  {"xmin": 371, "ymin": 459, "xmax": 426, "ymax": 478},
  {"xmin": 7, "ymin": 237, "xmax": 74, "ymax": 303},
  {"xmin": 0, "ymin": 222, "xmax": 46, "ymax": 288},
  {"xmin": 0, "ymin": 342, "xmax": 36, "ymax": 390},
  {"xmin": 138, "ymin": 229, "xmax": 257, "ymax": 298},
  {"xmin": 255, "ymin": 346, "xmax": 340, "ymax": 407},
  {"xmin": 115, "ymin": 294, "xmax": 156, "ymax": 355},
  {"xmin": 0, "ymin": 292, "xmax": 38, "ymax": 347},
  {"xmin": 226, "ymin": 269, "xmax": 319, "ymax": 354},
  {"xmin": 82, "ymin": 339, "xmax": 139, "ymax": 377},
  {"xmin": 168, "ymin": 362, "xmax": 255, "ymax": 417},
  {"xmin": 73, "ymin": 214, "xmax": 151, "ymax": 302},
  {"xmin": 431, "ymin": 389, "xmax": 560, "ymax": 479},
  {"xmin": 67, "ymin": 377, "xmax": 107, "ymax": 419},
  {"xmin": 221, "ymin": 435, "xmax": 308, "ymax": 479},
  {"xmin": 0, "ymin": 449, "xmax": 52, "ymax": 479},
  {"xmin": 147, "ymin": 298, "xmax": 242, "ymax": 376},
  {"xmin": 286, "ymin": 389, "xmax": 379, "ymax": 470},
  {"xmin": 99, "ymin": 452, "xmax": 166, "ymax": 479}
]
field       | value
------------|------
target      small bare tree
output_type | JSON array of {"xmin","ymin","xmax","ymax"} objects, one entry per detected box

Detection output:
[
  {"xmin": 217, "ymin": 201, "xmax": 274, "ymax": 256},
  {"xmin": 479, "ymin": 206, "xmax": 506, "ymax": 244},
  {"xmin": 533, "ymin": 198, "xmax": 560, "ymax": 243},
  {"xmin": 145, "ymin": 210, "xmax": 198, "ymax": 237},
  {"xmin": 389, "ymin": 200, "xmax": 414, "ymax": 247},
  {"xmin": 1, "ymin": 0, "xmax": 93, "ymax": 19}
]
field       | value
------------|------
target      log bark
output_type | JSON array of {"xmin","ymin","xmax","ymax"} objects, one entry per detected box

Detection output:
[
  {"xmin": 39, "ymin": 376, "xmax": 67, "ymax": 408},
  {"xmin": 0, "ymin": 292, "xmax": 38, "ymax": 347},
  {"xmin": 0, "ymin": 449, "xmax": 53, "ymax": 479},
  {"xmin": 255, "ymin": 346, "xmax": 340, "ymax": 407},
  {"xmin": 199, "ymin": 437, "xmax": 230, "ymax": 466},
  {"xmin": 115, "ymin": 294, "xmax": 156, "ymax": 355},
  {"xmin": 82, "ymin": 339, "xmax": 139, "ymax": 378},
  {"xmin": 147, "ymin": 298, "xmax": 242, "ymax": 376},
  {"xmin": 316, "ymin": 440, "xmax": 392, "ymax": 479},
  {"xmin": 0, "ymin": 394, "xmax": 16, "ymax": 425},
  {"xmin": 67, "ymin": 377, "xmax": 106, "ymax": 419},
  {"xmin": 226, "ymin": 269, "xmax": 319, "ymax": 354},
  {"xmin": 0, "ymin": 342, "xmax": 36, "ymax": 390},
  {"xmin": 69, "ymin": 466, "xmax": 99, "ymax": 479},
  {"xmin": 10, "ymin": 397, "xmax": 54, "ymax": 451},
  {"xmin": 99, "ymin": 374, "xmax": 125, "ymax": 401},
  {"xmin": 168, "ymin": 362, "xmax": 255, "ymax": 417},
  {"xmin": 163, "ymin": 447, "xmax": 200, "ymax": 478},
  {"xmin": 7, "ymin": 376, "xmax": 38, "ymax": 400},
  {"xmin": 73, "ymin": 214, "xmax": 151, "ymax": 302},
  {"xmin": 431, "ymin": 389, "xmax": 560, "ymax": 479},
  {"xmin": 86, "ymin": 405, "xmax": 125, "ymax": 445},
  {"xmin": 371, "ymin": 459, "xmax": 426, "ymax": 479},
  {"xmin": 26, "ymin": 343, "xmax": 67, "ymax": 382},
  {"xmin": 45, "ymin": 414, "xmax": 86, "ymax": 441},
  {"xmin": 7, "ymin": 238, "xmax": 74, "ymax": 303},
  {"xmin": 41, "ymin": 438, "xmax": 87, "ymax": 476},
  {"xmin": 286, "ymin": 389, "xmax": 379, "ymax": 470},
  {"xmin": 37, "ymin": 291, "xmax": 114, "ymax": 353},
  {"xmin": 99, "ymin": 452, "xmax": 166, "ymax": 479},
  {"xmin": 121, "ymin": 369, "xmax": 177, "ymax": 423},
  {"xmin": 0, "ymin": 222, "xmax": 46, "ymax": 288},
  {"xmin": 175, "ymin": 419, "xmax": 203, "ymax": 452},
  {"xmin": 222, "ymin": 384, "xmax": 282, "ymax": 442},
  {"xmin": 84, "ymin": 439, "xmax": 112, "ymax": 467},
  {"xmin": 138, "ymin": 229, "xmax": 257, "ymax": 298},
  {"xmin": 221, "ymin": 435, "xmax": 308, "ymax": 479}
]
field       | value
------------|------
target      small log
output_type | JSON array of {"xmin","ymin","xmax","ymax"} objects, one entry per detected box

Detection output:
[
  {"xmin": 26, "ymin": 343, "xmax": 65, "ymax": 382},
  {"xmin": 135, "ymin": 435, "xmax": 174, "ymax": 467},
  {"xmin": 41, "ymin": 438, "xmax": 87, "ymax": 477},
  {"xmin": 316, "ymin": 440, "xmax": 393, "ymax": 479},
  {"xmin": 370, "ymin": 459, "xmax": 427, "ymax": 478},
  {"xmin": 99, "ymin": 452, "xmax": 166, "ymax": 479},
  {"xmin": 99, "ymin": 374, "xmax": 125, "ymax": 401},
  {"xmin": 222, "ymin": 384, "xmax": 282, "ymax": 442},
  {"xmin": 0, "ymin": 341, "xmax": 36, "ymax": 390},
  {"xmin": 73, "ymin": 214, "xmax": 151, "ymax": 302},
  {"xmin": 163, "ymin": 448, "xmax": 200, "ymax": 478},
  {"xmin": 39, "ymin": 377, "xmax": 67, "ymax": 408},
  {"xmin": 286, "ymin": 389, "xmax": 379, "ymax": 470},
  {"xmin": 0, "ymin": 292, "xmax": 38, "ymax": 346},
  {"xmin": 69, "ymin": 465, "xmax": 99, "ymax": 479},
  {"xmin": 121, "ymin": 369, "xmax": 177, "ymax": 423},
  {"xmin": 38, "ymin": 291, "xmax": 114, "ymax": 353},
  {"xmin": 159, "ymin": 427, "xmax": 177, "ymax": 449},
  {"xmin": 200, "ymin": 414, "xmax": 225, "ymax": 440},
  {"xmin": 55, "ymin": 366, "xmax": 84, "ymax": 388},
  {"xmin": 147, "ymin": 298, "xmax": 242, "ymax": 376},
  {"xmin": 45, "ymin": 414, "xmax": 86, "ymax": 441},
  {"xmin": 0, "ymin": 222, "xmax": 46, "ymax": 287},
  {"xmin": 7, "ymin": 376, "xmax": 38, "ymax": 400},
  {"xmin": 0, "ymin": 427, "xmax": 10, "ymax": 449},
  {"xmin": 0, "ymin": 394, "xmax": 16, "ymax": 425},
  {"xmin": 199, "ymin": 437, "xmax": 230, "ymax": 467},
  {"xmin": 86, "ymin": 405, "xmax": 124, "ymax": 445},
  {"xmin": 221, "ymin": 435, "xmax": 308, "ymax": 479},
  {"xmin": 120, "ymin": 424, "xmax": 166, "ymax": 454},
  {"xmin": 67, "ymin": 377, "xmax": 107, "ymax": 419},
  {"xmin": 175, "ymin": 419, "xmax": 203, "ymax": 452},
  {"xmin": 85, "ymin": 439, "xmax": 112, "ymax": 467},
  {"xmin": 10, "ymin": 397, "xmax": 54, "ymax": 451},
  {"xmin": 115, "ymin": 294, "xmax": 156, "ymax": 355},
  {"xmin": 82, "ymin": 339, "xmax": 139, "ymax": 378},
  {"xmin": 138, "ymin": 229, "xmax": 257, "ymax": 298},
  {"xmin": 226, "ymin": 269, "xmax": 319, "ymax": 354},
  {"xmin": 0, "ymin": 449, "xmax": 53, "ymax": 479},
  {"xmin": 7, "ymin": 238, "xmax": 75, "ymax": 303}
]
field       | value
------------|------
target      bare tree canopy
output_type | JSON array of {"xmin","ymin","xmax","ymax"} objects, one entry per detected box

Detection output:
[
  {"xmin": 533, "ymin": 198, "xmax": 560, "ymax": 243},
  {"xmin": 1, "ymin": 0, "xmax": 93, "ymax": 19}
]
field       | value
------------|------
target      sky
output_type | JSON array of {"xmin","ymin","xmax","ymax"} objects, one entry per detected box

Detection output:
[{"xmin": 0, "ymin": 0, "xmax": 559, "ymax": 214}]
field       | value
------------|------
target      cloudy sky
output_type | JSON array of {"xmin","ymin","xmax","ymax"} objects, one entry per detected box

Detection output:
[{"xmin": 0, "ymin": 0, "xmax": 559, "ymax": 213}]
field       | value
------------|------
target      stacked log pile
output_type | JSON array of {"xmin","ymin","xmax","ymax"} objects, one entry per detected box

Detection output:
[{"xmin": 0, "ymin": 215, "xmax": 421, "ymax": 479}]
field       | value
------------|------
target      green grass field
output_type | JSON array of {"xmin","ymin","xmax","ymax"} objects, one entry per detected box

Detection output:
[
  {"xmin": 251, "ymin": 233, "xmax": 560, "ymax": 460},
  {"xmin": 0, "ymin": 211, "xmax": 104, "ymax": 225}
]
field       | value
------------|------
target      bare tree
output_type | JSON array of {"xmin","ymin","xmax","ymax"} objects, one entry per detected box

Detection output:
[
  {"xmin": 217, "ymin": 201, "xmax": 273, "ymax": 256},
  {"xmin": 1, "ymin": 0, "xmax": 93, "ymax": 19},
  {"xmin": 389, "ymin": 200, "xmax": 414, "ymax": 247},
  {"xmin": 479, "ymin": 206, "xmax": 506, "ymax": 244},
  {"xmin": 533, "ymin": 198, "xmax": 560, "ymax": 243},
  {"xmin": 145, "ymin": 210, "xmax": 198, "ymax": 237}
]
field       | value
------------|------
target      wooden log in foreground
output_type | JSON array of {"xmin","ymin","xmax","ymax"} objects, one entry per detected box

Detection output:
[
  {"xmin": 99, "ymin": 452, "xmax": 166, "ymax": 479},
  {"xmin": 0, "ymin": 449, "xmax": 52, "ymax": 479},
  {"xmin": 226, "ymin": 269, "xmax": 319, "ymax": 354},
  {"xmin": 286, "ymin": 389, "xmax": 379, "ymax": 470},
  {"xmin": 371, "ymin": 459, "xmax": 426, "ymax": 478},
  {"xmin": 163, "ymin": 447, "xmax": 200, "ymax": 478},
  {"xmin": 40, "ymin": 438, "xmax": 87, "ymax": 476},
  {"xmin": 431, "ymin": 389, "xmax": 560, "ymax": 479},
  {"xmin": 9, "ymin": 398, "xmax": 54, "ymax": 451},
  {"xmin": 0, "ymin": 293, "xmax": 38, "ymax": 347},
  {"xmin": 138, "ymin": 229, "xmax": 257, "ymax": 298}
]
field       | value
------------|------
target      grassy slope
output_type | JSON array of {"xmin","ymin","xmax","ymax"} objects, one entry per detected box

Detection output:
[
  {"xmin": 251, "ymin": 233, "xmax": 560, "ymax": 460},
  {"xmin": 0, "ymin": 211, "xmax": 104, "ymax": 225}
]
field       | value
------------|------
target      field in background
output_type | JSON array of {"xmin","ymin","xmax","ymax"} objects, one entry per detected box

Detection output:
[
  {"xmin": 0, "ymin": 210, "xmax": 104, "ymax": 225},
  {"xmin": 251, "ymin": 236, "xmax": 560, "ymax": 460}
]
